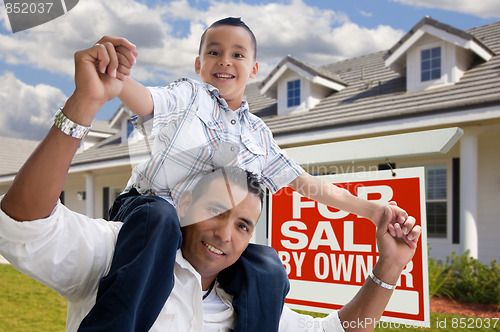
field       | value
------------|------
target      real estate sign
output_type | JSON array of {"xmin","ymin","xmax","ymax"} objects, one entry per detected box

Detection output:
[{"xmin": 268, "ymin": 167, "xmax": 430, "ymax": 327}]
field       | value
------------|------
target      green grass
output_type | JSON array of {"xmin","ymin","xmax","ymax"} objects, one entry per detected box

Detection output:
[{"xmin": 0, "ymin": 264, "xmax": 67, "ymax": 331}]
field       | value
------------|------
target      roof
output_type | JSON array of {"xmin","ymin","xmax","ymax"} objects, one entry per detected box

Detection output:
[
  {"xmin": 71, "ymin": 138, "xmax": 152, "ymax": 166},
  {"xmin": 386, "ymin": 16, "xmax": 495, "ymax": 62},
  {"xmin": 248, "ymin": 20, "xmax": 500, "ymax": 135},
  {"xmin": 259, "ymin": 55, "xmax": 347, "ymax": 98},
  {"xmin": 0, "ymin": 137, "xmax": 39, "ymax": 176},
  {"xmin": 385, "ymin": 16, "xmax": 494, "ymax": 75},
  {"xmin": 90, "ymin": 120, "xmax": 119, "ymax": 135}
]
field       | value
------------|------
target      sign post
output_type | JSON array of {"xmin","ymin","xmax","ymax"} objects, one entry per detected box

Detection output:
[{"xmin": 269, "ymin": 167, "xmax": 430, "ymax": 327}]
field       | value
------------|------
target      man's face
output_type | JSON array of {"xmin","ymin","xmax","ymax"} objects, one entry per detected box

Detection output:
[
  {"xmin": 195, "ymin": 25, "xmax": 259, "ymax": 111},
  {"xmin": 178, "ymin": 177, "xmax": 261, "ymax": 282}
]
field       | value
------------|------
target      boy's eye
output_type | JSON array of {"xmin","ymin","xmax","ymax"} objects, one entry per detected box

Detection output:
[
  {"xmin": 208, "ymin": 207, "xmax": 222, "ymax": 216},
  {"xmin": 208, "ymin": 51, "xmax": 219, "ymax": 56},
  {"xmin": 234, "ymin": 53, "xmax": 244, "ymax": 58}
]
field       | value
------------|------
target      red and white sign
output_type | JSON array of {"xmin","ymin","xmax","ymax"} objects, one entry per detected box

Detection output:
[{"xmin": 269, "ymin": 167, "xmax": 430, "ymax": 326}]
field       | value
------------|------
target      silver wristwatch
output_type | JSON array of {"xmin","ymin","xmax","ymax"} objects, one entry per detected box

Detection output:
[{"xmin": 53, "ymin": 108, "xmax": 91, "ymax": 139}]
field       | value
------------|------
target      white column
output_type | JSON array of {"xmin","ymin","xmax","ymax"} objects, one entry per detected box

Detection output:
[
  {"xmin": 84, "ymin": 173, "xmax": 95, "ymax": 218},
  {"xmin": 459, "ymin": 132, "xmax": 478, "ymax": 258},
  {"xmin": 121, "ymin": 118, "xmax": 128, "ymax": 144}
]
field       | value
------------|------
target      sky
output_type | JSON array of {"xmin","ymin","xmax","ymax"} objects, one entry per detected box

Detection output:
[{"xmin": 0, "ymin": 0, "xmax": 499, "ymax": 141}]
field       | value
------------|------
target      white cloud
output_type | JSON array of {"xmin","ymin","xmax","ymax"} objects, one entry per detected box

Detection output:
[
  {"xmin": 360, "ymin": 10, "xmax": 373, "ymax": 18},
  {"xmin": 0, "ymin": 72, "xmax": 67, "ymax": 140},
  {"xmin": 0, "ymin": 0, "xmax": 405, "ymax": 84},
  {"xmin": 391, "ymin": 0, "xmax": 500, "ymax": 19},
  {"xmin": 155, "ymin": 0, "xmax": 404, "ymax": 75},
  {"xmin": 0, "ymin": 0, "xmax": 408, "ymax": 141}
]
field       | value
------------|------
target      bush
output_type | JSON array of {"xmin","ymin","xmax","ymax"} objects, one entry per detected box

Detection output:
[
  {"xmin": 431, "ymin": 250, "xmax": 500, "ymax": 305},
  {"xmin": 441, "ymin": 252, "xmax": 500, "ymax": 305},
  {"xmin": 427, "ymin": 255, "xmax": 453, "ymax": 299}
]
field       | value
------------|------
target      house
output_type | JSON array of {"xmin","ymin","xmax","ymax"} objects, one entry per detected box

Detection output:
[{"xmin": 1, "ymin": 17, "xmax": 499, "ymax": 264}]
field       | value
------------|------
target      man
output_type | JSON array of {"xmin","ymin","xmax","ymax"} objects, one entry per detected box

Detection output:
[{"xmin": 0, "ymin": 38, "xmax": 421, "ymax": 331}]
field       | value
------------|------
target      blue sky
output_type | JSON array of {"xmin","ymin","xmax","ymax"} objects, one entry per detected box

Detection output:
[{"xmin": 0, "ymin": 0, "xmax": 499, "ymax": 140}]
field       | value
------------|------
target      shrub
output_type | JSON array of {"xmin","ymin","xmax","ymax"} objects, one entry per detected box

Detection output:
[
  {"xmin": 427, "ymin": 255, "xmax": 453, "ymax": 299},
  {"xmin": 436, "ymin": 251, "xmax": 500, "ymax": 305}
]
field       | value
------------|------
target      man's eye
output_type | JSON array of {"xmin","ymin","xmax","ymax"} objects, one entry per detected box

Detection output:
[{"xmin": 238, "ymin": 224, "xmax": 248, "ymax": 232}]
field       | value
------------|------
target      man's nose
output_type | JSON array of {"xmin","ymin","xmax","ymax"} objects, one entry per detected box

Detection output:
[{"xmin": 214, "ymin": 220, "xmax": 232, "ymax": 242}]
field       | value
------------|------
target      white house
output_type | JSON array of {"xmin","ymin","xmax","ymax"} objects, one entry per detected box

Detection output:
[{"xmin": 1, "ymin": 17, "xmax": 499, "ymax": 264}]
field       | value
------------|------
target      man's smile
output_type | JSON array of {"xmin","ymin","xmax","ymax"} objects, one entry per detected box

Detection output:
[{"xmin": 203, "ymin": 241, "xmax": 225, "ymax": 255}]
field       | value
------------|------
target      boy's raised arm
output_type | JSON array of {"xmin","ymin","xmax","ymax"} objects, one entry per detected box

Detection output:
[
  {"xmin": 289, "ymin": 172, "xmax": 409, "ymax": 229},
  {"xmin": 1, "ymin": 39, "xmax": 136, "ymax": 221},
  {"xmin": 118, "ymin": 77, "xmax": 154, "ymax": 117}
]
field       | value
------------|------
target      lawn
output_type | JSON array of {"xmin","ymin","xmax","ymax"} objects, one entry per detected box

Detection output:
[
  {"xmin": 0, "ymin": 264, "xmax": 67, "ymax": 331},
  {"xmin": 1, "ymin": 264, "xmax": 498, "ymax": 331}
]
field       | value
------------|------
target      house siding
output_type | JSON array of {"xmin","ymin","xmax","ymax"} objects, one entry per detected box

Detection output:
[{"xmin": 477, "ymin": 129, "xmax": 500, "ymax": 264}]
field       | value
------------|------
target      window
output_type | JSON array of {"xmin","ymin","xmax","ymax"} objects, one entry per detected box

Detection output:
[
  {"xmin": 287, "ymin": 80, "xmax": 301, "ymax": 107},
  {"xmin": 421, "ymin": 47, "xmax": 441, "ymax": 82},
  {"xmin": 425, "ymin": 165, "xmax": 447, "ymax": 238}
]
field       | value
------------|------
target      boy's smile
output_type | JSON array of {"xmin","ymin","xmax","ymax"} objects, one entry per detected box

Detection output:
[{"xmin": 195, "ymin": 25, "xmax": 259, "ymax": 111}]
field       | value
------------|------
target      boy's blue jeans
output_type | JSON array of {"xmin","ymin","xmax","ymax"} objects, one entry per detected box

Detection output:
[{"xmin": 78, "ymin": 189, "xmax": 289, "ymax": 332}]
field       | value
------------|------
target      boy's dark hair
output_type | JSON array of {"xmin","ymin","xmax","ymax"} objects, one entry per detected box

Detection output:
[
  {"xmin": 191, "ymin": 166, "xmax": 264, "ymax": 205},
  {"xmin": 198, "ymin": 17, "xmax": 257, "ymax": 59}
]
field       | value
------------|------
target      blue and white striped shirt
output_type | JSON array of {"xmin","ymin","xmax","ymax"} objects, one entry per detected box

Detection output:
[{"xmin": 127, "ymin": 78, "xmax": 304, "ymax": 205}]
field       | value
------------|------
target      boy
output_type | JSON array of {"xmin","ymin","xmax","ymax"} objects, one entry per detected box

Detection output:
[
  {"xmin": 81, "ymin": 17, "xmax": 414, "ymax": 330},
  {"xmin": 102, "ymin": 17, "xmax": 410, "ymax": 228}
]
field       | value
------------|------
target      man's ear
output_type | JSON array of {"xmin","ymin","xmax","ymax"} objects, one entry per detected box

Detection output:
[
  {"xmin": 195, "ymin": 56, "xmax": 201, "ymax": 74},
  {"xmin": 177, "ymin": 191, "xmax": 193, "ymax": 219},
  {"xmin": 249, "ymin": 61, "xmax": 258, "ymax": 79}
]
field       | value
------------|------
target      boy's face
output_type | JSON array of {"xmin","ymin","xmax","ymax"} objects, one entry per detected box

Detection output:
[
  {"xmin": 178, "ymin": 177, "xmax": 261, "ymax": 283},
  {"xmin": 195, "ymin": 25, "xmax": 258, "ymax": 111}
]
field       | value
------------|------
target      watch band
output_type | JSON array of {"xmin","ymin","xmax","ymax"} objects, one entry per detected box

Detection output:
[
  {"xmin": 53, "ymin": 108, "xmax": 91, "ymax": 139},
  {"xmin": 369, "ymin": 270, "xmax": 396, "ymax": 290}
]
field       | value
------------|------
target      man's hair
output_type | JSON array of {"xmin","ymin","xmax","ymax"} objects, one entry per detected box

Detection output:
[
  {"xmin": 198, "ymin": 17, "xmax": 257, "ymax": 60},
  {"xmin": 191, "ymin": 167, "xmax": 264, "ymax": 205}
]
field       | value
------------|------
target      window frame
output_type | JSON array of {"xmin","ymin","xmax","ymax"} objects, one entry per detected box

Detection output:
[{"xmin": 424, "ymin": 163, "xmax": 452, "ymax": 241}]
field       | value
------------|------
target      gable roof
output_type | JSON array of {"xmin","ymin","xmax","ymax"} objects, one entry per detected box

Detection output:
[
  {"xmin": 249, "ymin": 20, "xmax": 500, "ymax": 136},
  {"xmin": 385, "ymin": 16, "xmax": 495, "ymax": 74},
  {"xmin": 259, "ymin": 55, "xmax": 347, "ymax": 99}
]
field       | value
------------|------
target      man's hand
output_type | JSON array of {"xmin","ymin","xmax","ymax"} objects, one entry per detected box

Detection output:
[
  {"xmin": 377, "ymin": 201, "xmax": 421, "ymax": 271},
  {"xmin": 338, "ymin": 202, "xmax": 421, "ymax": 331},
  {"xmin": 381, "ymin": 201, "xmax": 419, "ymax": 250}
]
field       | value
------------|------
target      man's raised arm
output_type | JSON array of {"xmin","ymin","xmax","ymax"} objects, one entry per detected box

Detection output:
[
  {"xmin": 337, "ymin": 203, "xmax": 421, "ymax": 331},
  {"xmin": 1, "ymin": 38, "xmax": 137, "ymax": 221}
]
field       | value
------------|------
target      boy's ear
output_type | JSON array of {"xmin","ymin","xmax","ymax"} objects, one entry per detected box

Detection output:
[
  {"xmin": 195, "ymin": 56, "xmax": 201, "ymax": 74},
  {"xmin": 177, "ymin": 191, "xmax": 193, "ymax": 219},
  {"xmin": 249, "ymin": 61, "xmax": 258, "ymax": 79}
]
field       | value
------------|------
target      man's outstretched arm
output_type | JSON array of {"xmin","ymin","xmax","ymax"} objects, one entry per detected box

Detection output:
[
  {"xmin": 337, "ymin": 203, "xmax": 422, "ymax": 331},
  {"xmin": 1, "ymin": 38, "xmax": 136, "ymax": 221}
]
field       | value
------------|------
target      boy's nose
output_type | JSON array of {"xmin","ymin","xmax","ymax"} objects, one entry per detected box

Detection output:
[{"xmin": 218, "ymin": 56, "xmax": 232, "ymax": 66}]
